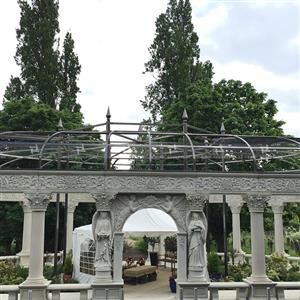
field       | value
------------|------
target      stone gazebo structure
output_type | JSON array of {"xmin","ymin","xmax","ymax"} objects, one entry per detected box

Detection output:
[
  {"xmin": 1, "ymin": 170, "xmax": 299, "ymax": 300},
  {"xmin": 0, "ymin": 113, "xmax": 299, "ymax": 300}
]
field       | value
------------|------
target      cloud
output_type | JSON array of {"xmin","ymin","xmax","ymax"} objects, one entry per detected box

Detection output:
[
  {"xmin": 208, "ymin": 58, "xmax": 300, "ymax": 136},
  {"xmin": 200, "ymin": 1, "xmax": 299, "ymax": 75},
  {"xmin": 0, "ymin": 0, "xmax": 298, "ymax": 137}
]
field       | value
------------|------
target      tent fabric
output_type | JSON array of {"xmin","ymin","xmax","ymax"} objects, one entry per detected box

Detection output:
[{"xmin": 72, "ymin": 209, "xmax": 177, "ymax": 283}]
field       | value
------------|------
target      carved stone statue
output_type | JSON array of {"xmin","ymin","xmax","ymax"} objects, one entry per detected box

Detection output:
[
  {"xmin": 92, "ymin": 211, "xmax": 112, "ymax": 279},
  {"xmin": 188, "ymin": 211, "xmax": 208, "ymax": 281}
]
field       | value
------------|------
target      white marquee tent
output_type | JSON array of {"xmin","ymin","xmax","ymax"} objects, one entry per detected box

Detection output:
[{"xmin": 72, "ymin": 209, "xmax": 177, "ymax": 283}]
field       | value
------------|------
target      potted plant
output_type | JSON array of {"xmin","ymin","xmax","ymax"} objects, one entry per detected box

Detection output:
[
  {"xmin": 63, "ymin": 254, "xmax": 73, "ymax": 282},
  {"xmin": 144, "ymin": 236, "xmax": 160, "ymax": 266},
  {"xmin": 164, "ymin": 235, "xmax": 177, "ymax": 253},
  {"xmin": 207, "ymin": 251, "xmax": 222, "ymax": 281},
  {"xmin": 169, "ymin": 273, "xmax": 177, "ymax": 293}
]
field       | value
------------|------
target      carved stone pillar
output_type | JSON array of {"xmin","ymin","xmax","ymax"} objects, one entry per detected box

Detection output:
[
  {"xmin": 244, "ymin": 194, "xmax": 276, "ymax": 300},
  {"xmin": 227, "ymin": 199, "xmax": 245, "ymax": 263},
  {"xmin": 177, "ymin": 194, "xmax": 209, "ymax": 300},
  {"xmin": 113, "ymin": 232, "xmax": 124, "ymax": 283},
  {"xmin": 177, "ymin": 232, "xmax": 188, "ymax": 282},
  {"xmin": 66, "ymin": 200, "xmax": 78, "ymax": 254},
  {"xmin": 18, "ymin": 199, "xmax": 32, "ymax": 267},
  {"xmin": 91, "ymin": 192, "xmax": 123, "ymax": 300},
  {"xmin": 269, "ymin": 200, "xmax": 285, "ymax": 254},
  {"xmin": 19, "ymin": 193, "xmax": 51, "ymax": 300}
]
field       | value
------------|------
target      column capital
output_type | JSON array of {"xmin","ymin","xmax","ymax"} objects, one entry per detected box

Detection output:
[
  {"xmin": 91, "ymin": 192, "xmax": 116, "ymax": 211},
  {"xmin": 24, "ymin": 192, "xmax": 52, "ymax": 211},
  {"xmin": 227, "ymin": 200, "xmax": 244, "ymax": 214},
  {"xmin": 67, "ymin": 200, "xmax": 79, "ymax": 213},
  {"xmin": 244, "ymin": 194, "xmax": 270, "ymax": 213},
  {"xmin": 186, "ymin": 193, "xmax": 208, "ymax": 211},
  {"xmin": 20, "ymin": 199, "xmax": 32, "ymax": 213},
  {"xmin": 268, "ymin": 199, "xmax": 284, "ymax": 214}
]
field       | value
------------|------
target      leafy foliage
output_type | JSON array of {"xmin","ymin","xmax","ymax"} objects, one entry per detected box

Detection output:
[
  {"xmin": 228, "ymin": 263, "xmax": 251, "ymax": 282},
  {"xmin": 164, "ymin": 235, "xmax": 177, "ymax": 253},
  {"xmin": 207, "ymin": 251, "xmax": 222, "ymax": 274},
  {"xmin": 142, "ymin": 0, "xmax": 213, "ymax": 121},
  {"xmin": 0, "ymin": 261, "xmax": 28, "ymax": 284},
  {"xmin": 0, "ymin": 97, "xmax": 83, "ymax": 131},
  {"xmin": 15, "ymin": 0, "xmax": 60, "ymax": 108},
  {"xmin": 59, "ymin": 32, "xmax": 81, "ymax": 112}
]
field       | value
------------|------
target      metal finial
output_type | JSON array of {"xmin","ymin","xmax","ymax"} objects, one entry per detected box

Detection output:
[
  {"xmin": 106, "ymin": 106, "xmax": 111, "ymax": 118},
  {"xmin": 182, "ymin": 109, "xmax": 188, "ymax": 120},
  {"xmin": 57, "ymin": 118, "xmax": 64, "ymax": 130},
  {"xmin": 220, "ymin": 119, "xmax": 226, "ymax": 134}
]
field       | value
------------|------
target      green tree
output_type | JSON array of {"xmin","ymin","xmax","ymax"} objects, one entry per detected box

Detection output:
[
  {"xmin": 3, "ymin": 76, "xmax": 26, "ymax": 101},
  {"xmin": 142, "ymin": 0, "xmax": 213, "ymax": 121},
  {"xmin": 165, "ymin": 79, "xmax": 284, "ymax": 135},
  {"xmin": 0, "ymin": 97, "xmax": 83, "ymax": 131},
  {"xmin": 15, "ymin": 0, "xmax": 60, "ymax": 108},
  {"xmin": 59, "ymin": 32, "xmax": 81, "ymax": 112}
]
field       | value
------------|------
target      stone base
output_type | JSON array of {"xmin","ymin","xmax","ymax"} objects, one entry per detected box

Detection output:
[
  {"xmin": 91, "ymin": 281, "xmax": 124, "ymax": 300},
  {"xmin": 19, "ymin": 281, "xmax": 49, "ymax": 300},
  {"xmin": 17, "ymin": 251, "xmax": 30, "ymax": 267},
  {"xmin": 244, "ymin": 278, "xmax": 277, "ymax": 300},
  {"xmin": 177, "ymin": 281, "xmax": 209, "ymax": 300}
]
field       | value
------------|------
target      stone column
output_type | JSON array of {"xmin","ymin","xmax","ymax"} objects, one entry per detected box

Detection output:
[
  {"xmin": 91, "ymin": 192, "xmax": 123, "ymax": 300},
  {"xmin": 177, "ymin": 194, "xmax": 209, "ymax": 300},
  {"xmin": 227, "ymin": 199, "xmax": 245, "ymax": 263},
  {"xmin": 177, "ymin": 232, "xmax": 188, "ymax": 282},
  {"xmin": 270, "ymin": 200, "xmax": 285, "ymax": 254},
  {"xmin": 66, "ymin": 200, "xmax": 78, "ymax": 254},
  {"xmin": 113, "ymin": 232, "xmax": 124, "ymax": 283},
  {"xmin": 18, "ymin": 199, "xmax": 32, "ymax": 267},
  {"xmin": 19, "ymin": 193, "xmax": 51, "ymax": 300},
  {"xmin": 244, "ymin": 194, "xmax": 276, "ymax": 300}
]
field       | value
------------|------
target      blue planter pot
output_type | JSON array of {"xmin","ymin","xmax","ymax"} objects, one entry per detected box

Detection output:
[{"xmin": 169, "ymin": 278, "xmax": 176, "ymax": 293}]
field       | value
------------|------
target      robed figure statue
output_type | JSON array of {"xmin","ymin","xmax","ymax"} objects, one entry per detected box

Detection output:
[
  {"xmin": 188, "ymin": 211, "xmax": 208, "ymax": 280},
  {"xmin": 92, "ymin": 211, "xmax": 112, "ymax": 278}
]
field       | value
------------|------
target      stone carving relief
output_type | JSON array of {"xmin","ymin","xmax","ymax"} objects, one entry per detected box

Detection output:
[
  {"xmin": 187, "ymin": 211, "xmax": 208, "ymax": 281},
  {"xmin": 245, "ymin": 194, "xmax": 270, "ymax": 213},
  {"xmin": 91, "ymin": 192, "xmax": 116, "ymax": 211},
  {"xmin": 0, "ymin": 173, "xmax": 299, "ymax": 195},
  {"xmin": 110, "ymin": 194, "xmax": 188, "ymax": 232},
  {"xmin": 186, "ymin": 194, "xmax": 208, "ymax": 211},
  {"xmin": 92, "ymin": 211, "xmax": 112, "ymax": 273},
  {"xmin": 24, "ymin": 193, "xmax": 52, "ymax": 210}
]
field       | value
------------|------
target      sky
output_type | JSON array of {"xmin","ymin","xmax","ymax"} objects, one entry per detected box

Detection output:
[{"xmin": 0, "ymin": 0, "xmax": 299, "ymax": 136}]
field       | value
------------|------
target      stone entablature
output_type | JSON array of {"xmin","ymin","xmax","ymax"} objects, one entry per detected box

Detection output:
[{"xmin": 0, "ymin": 170, "xmax": 299, "ymax": 195}]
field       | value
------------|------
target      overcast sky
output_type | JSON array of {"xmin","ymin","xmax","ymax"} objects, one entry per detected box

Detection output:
[{"xmin": 0, "ymin": 0, "xmax": 299, "ymax": 136}]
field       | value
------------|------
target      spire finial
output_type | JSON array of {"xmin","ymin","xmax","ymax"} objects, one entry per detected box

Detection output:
[
  {"xmin": 57, "ymin": 118, "xmax": 64, "ymax": 130},
  {"xmin": 182, "ymin": 108, "xmax": 188, "ymax": 120},
  {"xmin": 106, "ymin": 106, "xmax": 111, "ymax": 119},
  {"xmin": 220, "ymin": 118, "xmax": 226, "ymax": 134}
]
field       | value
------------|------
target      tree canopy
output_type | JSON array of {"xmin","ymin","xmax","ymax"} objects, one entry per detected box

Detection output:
[
  {"xmin": 142, "ymin": 0, "xmax": 213, "ymax": 121},
  {"xmin": 143, "ymin": 0, "xmax": 284, "ymax": 136}
]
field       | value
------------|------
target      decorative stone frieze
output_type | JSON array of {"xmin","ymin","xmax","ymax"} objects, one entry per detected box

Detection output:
[
  {"xmin": 245, "ymin": 194, "xmax": 270, "ymax": 213},
  {"xmin": 110, "ymin": 194, "xmax": 187, "ymax": 232},
  {"xmin": 186, "ymin": 194, "xmax": 208, "ymax": 211},
  {"xmin": 0, "ymin": 172, "xmax": 299, "ymax": 195},
  {"xmin": 24, "ymin": 193, "xmax": 52, "ymax": 210},
  {"xmin": 91, "ymin": 192, "xmax": 116, "ymax": 211}
]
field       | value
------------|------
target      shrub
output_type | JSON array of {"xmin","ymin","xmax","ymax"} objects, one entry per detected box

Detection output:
[
  {"xmin": 63, "ymin": 255, "xmax": 73, "ymax": 275},
  {"xmin": 0, "ymin": 261, "xmax": 28, "ymax": 284},
  {"xmin": 134, "ymin": 237, "xmax": 148, "ymax": 255},
  {"xmin": 266, "ymin": 253, "xmax": 289, "ymax": 281},
  {"xmin": 228, "ymin": 263, "xmax": 251, "ymax": 281},
  {"xmin": 164, "ymin": 235, "xmax": 177, "ymax": 253},
  {"xmin": 207, "ymin": 252, "xmax": 221, "ymax": 274}
]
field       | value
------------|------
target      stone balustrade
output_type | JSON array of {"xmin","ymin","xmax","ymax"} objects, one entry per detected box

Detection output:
[{"xmin": 1, "ymin": 281, "xmax": 300, "ymax": 300}]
